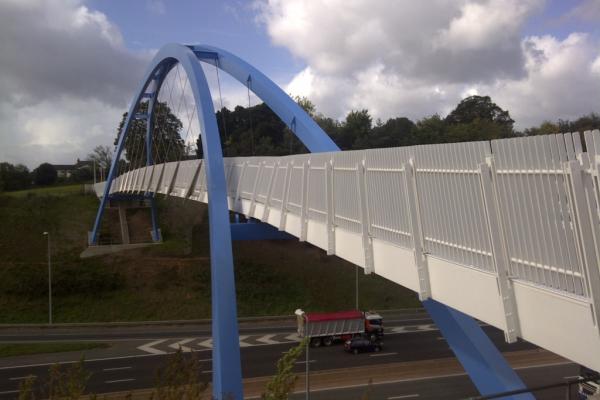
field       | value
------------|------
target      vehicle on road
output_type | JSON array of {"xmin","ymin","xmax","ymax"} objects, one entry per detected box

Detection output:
[
  {"xmin": 295, "ymin": 309, "xmax": 383, "ymax": 347},
  {"xmin": 344, "ymin": 336, "xmax": 382, "ymax": 354}
]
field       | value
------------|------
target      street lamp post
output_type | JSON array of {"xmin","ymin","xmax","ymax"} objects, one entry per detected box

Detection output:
[
  {"xmin": 355, "ymin": 264, "xmax": 359, "ymax": 310},
  {"xmin": 305, "ymin": 323, "xmax": 310, "ymax": 400},
  {"xmin": 42, "ymin": 232, "xmax": 52, "ymax": 324}
]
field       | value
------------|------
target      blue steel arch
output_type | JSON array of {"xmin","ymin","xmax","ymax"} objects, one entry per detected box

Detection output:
[{"xmin": 89, "ymin": 43, "xmax": 340, "ymax": 399}]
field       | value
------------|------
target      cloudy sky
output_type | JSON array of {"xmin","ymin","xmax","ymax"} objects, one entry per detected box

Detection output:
[{"xmin": 0, "ymin": 0, "xmax": 599, "ymax": 168}]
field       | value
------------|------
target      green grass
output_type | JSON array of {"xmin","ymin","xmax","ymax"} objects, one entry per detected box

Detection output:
[
  {"xmin": 2, "ymin": 184, "xmax": 84, "ymax": 198},
  {"xmin": 0, "ymin": 342, "xmax": 109, "ymax": 358},
  {"xmin": 0, "ymin": 191, "xmax": 420, "ymax": 323}
]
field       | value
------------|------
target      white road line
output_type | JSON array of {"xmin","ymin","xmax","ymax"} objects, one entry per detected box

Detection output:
[
  {"xmin": 0, "ymin": 350, "xmax": 213, "ymax": 371},
  {"xmin": 295, "ymin": 360, "xmax": 316, "ymax": 364},
  {"xmin": 102, "ymin": 366, "xmax": 132, "ymax": 372},
  {"xmin": 9, "ymin": 375, "xmax": 35, "ymax": 381},
  {"xmin": 0, "ymin": 390, "xmax": 19, "ymax": 395},
  {"xmin": 202, "ymin": 370, "xmax": 212, "ymax": 374},
  {"xmin": 284, "ymin": 333, "xmax": 300, "ymax": 342},
  {"xmin": 256, "ymin": 334, "xmax": 279, "ymax": 345},
  {"xmin": 388, "ymin": 395, "xmax": 419, "ymax": 399},
  {"xmin": 238, "ymin": 335, "xmax": 252, "ymax": 347},
  {"xmin": 245, "ymin": 361, "xmax": 575, "ymax": 400},
  {"xmin": 169, "ymin": 338, "xmax": 196, "ymax": 353},
  {"xmin": 105, "ymin": 378, "xmax": 135, "ymax": 384},
  {"xmin": 369, "ymin": 352, "xmax": 398, "ymax": 357},
  {"xmin": 198, "ymin": 358, "xmax": 212, "ymax": 362},
  {"xmin": 137, "ymin": 339, "xmax": 167, "ymax": 355}
]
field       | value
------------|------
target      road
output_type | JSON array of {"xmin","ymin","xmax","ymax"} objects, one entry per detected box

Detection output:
[{"xmin": 0, "ymin": 313, "xmax": 579, "ymax": 398}]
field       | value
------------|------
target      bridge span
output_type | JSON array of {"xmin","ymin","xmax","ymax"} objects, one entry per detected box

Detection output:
[
  {"xmin": 88, "ymin": 42, "xmax": 600, "ymax": 399},
  {"xmin": 97, "ymin": 131, "xmax": 600, "ymax": 377}
]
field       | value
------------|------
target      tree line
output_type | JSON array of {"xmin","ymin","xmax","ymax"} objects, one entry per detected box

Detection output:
[
  {"xmin": 203, "ymin": 95, "xmax": 600, "ymax": 157},
  {"xmin": 2, "ymin": 94, "xmax": 598, "ymax": 193}
]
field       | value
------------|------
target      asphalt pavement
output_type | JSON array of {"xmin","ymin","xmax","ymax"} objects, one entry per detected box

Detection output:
[{"xmin": 0, "ymin": 312, "xmax": 577, "ymax": 399}]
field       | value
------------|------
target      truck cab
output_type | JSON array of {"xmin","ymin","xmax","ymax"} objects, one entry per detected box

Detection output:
[{"xmin": 365, "ymin": 311, "xmax": 384, "ymax": 340}]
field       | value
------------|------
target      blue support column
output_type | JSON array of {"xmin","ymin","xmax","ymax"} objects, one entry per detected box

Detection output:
[{"xmin": 423, "ymin": 299, "xmax": 534, "ymax": 399}]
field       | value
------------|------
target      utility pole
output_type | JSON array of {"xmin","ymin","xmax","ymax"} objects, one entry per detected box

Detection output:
[
  {"xmin": 93, "ymin": 159, "xmax": 96, "ymax": 185},
  {"xmin": 42, "ymin": 232, "xmax": 52, "ymax": 324},
  {"xmin": 355, "ymin": 264, "xmax": 359, "ymax": 310},
  {"xmin": 305, "ymin": 325, "xmax": 310, "ymax": 400}
]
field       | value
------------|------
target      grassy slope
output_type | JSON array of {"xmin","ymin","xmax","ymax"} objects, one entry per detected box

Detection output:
[{"xmin": 0, "ymin": 189, "xmax": 419, "ymax": 323}]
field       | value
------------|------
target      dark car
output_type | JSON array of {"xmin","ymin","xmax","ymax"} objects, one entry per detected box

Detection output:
[{"xmin": 344, "ymin": 336, "xmax": 382, "ymax": 354}]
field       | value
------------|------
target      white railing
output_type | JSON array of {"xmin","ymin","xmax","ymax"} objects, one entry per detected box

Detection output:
[{"xmin": 100, "ymin": 130, "xmax": 600, "ymax": 371}]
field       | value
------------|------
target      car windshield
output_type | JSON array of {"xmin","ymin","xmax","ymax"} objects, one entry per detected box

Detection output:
[{"xmin": 369, "ymin": 319, "xmax": 382, "ymax": 325}]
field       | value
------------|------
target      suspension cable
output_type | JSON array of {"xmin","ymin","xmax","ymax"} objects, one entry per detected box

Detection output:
[
  {"xmin": 247, "ymin": 77, "xmax": 255, "ymax": 156},
  {"xmin": 215, "ymin": 59, "xmax": 228, "ymax": 142}
]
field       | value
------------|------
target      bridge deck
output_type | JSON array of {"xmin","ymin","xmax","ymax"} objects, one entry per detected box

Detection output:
[{"xmin": 96, "ymin": 131, "xmax": 600, "ymax": 372}]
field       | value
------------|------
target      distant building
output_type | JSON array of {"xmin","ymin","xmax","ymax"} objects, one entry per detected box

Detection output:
[{"xmin": 52, "ymin": 158, "xmax": 93, "ymax": 179}]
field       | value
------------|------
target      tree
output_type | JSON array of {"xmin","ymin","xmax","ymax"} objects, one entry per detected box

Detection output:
[
  {"xmin": 524, "ymin": 121, "xmax": 559, "ymax": 136},
  {"xmin": 33, "ymin": 163, "xmax": 57, "ymax": 186},
  {"xmin": 355, "ymin": 117, "xmax": 416, "ymax": 149},
  {"xmin": 446, "ymin": 95, "xmax": 514, "ymax": 128},
  {"xmin": 0, "ymin": 163, "xmax": 30, "ymax": 191},
  {"xmin": 262, "ymin": 338, "xmax": 308, "ymax": 400},
  {"xmin": 114, "ymin": 101, "xmax": 184, "ymax": 169},
  {"xmin": 87, "ymin": 145, "xmax": 113, "ymax": 170},
  {"xmin": 333, "ymin": 109, "xmax": 372, "ymax": 150}
]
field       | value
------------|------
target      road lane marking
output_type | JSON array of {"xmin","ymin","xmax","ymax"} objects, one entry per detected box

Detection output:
[
  {"xmin": 0, "ymin": 390, "xmax": 19, "ymax": 395},
  {"xmin": 239, "ymin": 335, "xmax": 252, "ymax": 347},
  {"xmin": 102, "ymin": 366, "xmax": 132, "ymax": 372},
  {"xmin": 245, "ymin": 361, "xmax": 575, "ymax": 399},
  {"xmin": 9, "ymin": 375, "xmax": 36, "ymax": 381},
  {"xmin": 369, "ymin": 352, "xmax": 397, "ymax": 357},
  {"xmin": 137, "ymin": 339, "xmax": 167, "ymax": 355},
  {"xmin": 202, "ymin": 370, "xmax": 212, "ymax": 374},
  {"xmin": 105, "ymin": 378, "xmax": 135, "ymax": 384},
  {"xmin": 256, "ymin": 334, "xmax": 279, "ymax": 345},
  {"xmin": 168, "ymin": 338, "xmax": 196, "ymax": 352},
  {"xmin": 295, "ymin": 360, "xmax": 316, "ymax": 364},
  {"xmin": 284, "ymin": 333, "xmax": 300, "ymax": 342},
  {"xmin": 0, "ymin": 351, "xmax": 213, "ymax": 371},
  {"xmin": 388, "ymin": 395, "xmax": 419, "ymax": 399},
  {"xmin": 197, "ymin": 338, "xmax": 213, "ymax": 349}
]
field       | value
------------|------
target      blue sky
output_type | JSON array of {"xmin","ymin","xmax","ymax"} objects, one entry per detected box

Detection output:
[
  {"xmin": 88, "ymin": 1, "xmax": 303, "ymax": 83},
  {"xmin": 0, "ymin": 0, "xmax": 599, "ymax": 167}
]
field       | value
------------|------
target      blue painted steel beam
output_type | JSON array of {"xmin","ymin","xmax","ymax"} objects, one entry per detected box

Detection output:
[
  {"xmin": 231, "ymin": 220, "xmax": 294, "ymax": 241},
  {"xmin": 423, "ymin": 299, "xmax": 534, "ymax": 399},
  {"xmin": 188, "ymin": 44, "xmax": 340, "ymax": 153}
]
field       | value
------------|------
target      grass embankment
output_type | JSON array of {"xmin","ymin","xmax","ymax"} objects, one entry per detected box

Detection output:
[
  {"xmin": 0, "ymin": 342, "xmax": 109, "ymax": 358},
  {"xmin": 0, "ymin": 188, "xmax": 420, "ymax": 323}
]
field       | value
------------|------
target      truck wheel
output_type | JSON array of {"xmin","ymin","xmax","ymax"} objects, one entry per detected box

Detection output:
[
  {"xmin": 353, "ymin": 348, "xmax": 358, "ymax": 355},
  {"xmin": 323, "ymin": 337, "xmax": 333, "ymax": 347},
  {"xmin": 311, "ymin": 338, "xmax": 322, "ymax": 348}
]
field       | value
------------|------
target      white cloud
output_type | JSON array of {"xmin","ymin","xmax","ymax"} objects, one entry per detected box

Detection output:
[
  {"xmin": 261, "ymin": 0, "xmax": 600, "ymax": 129},
  {"xmin": 0, "ymin": 0, "xmax": 149, "ymax": 168}
]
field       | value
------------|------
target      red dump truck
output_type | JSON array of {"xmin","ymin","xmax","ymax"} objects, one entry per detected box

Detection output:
[{"xmin": 295, "ymin": 309, "xmax": 383, "ymax": 347}]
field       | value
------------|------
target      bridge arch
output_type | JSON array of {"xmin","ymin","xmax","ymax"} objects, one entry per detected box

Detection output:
[{"xmin": 90, "ymin": 43, "xmax": 340, "ymax": 399}]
